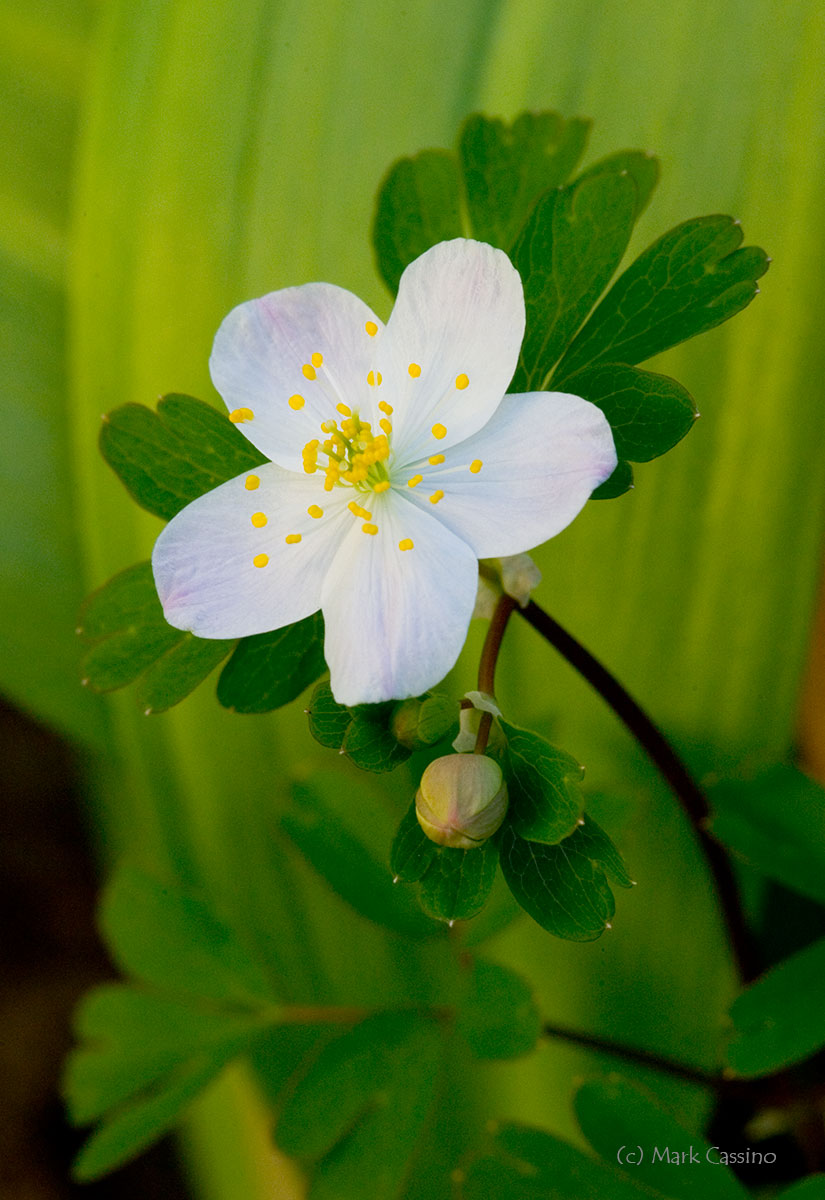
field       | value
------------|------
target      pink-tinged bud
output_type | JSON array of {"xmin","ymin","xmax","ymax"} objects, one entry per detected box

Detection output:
[{"xmin": 415, "ymin": 755, "xmax": 508, "ymax": 849}]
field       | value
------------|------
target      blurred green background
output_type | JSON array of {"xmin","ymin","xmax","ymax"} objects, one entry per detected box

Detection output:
[{"xmin": 3, "ymin": 0, "xmax": 825, "ymax": 1196}]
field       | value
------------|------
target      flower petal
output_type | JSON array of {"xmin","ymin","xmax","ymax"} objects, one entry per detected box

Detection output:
[
  {"xmin": 376, "ymin": 239, "xmax": 525, "ymax": 464},
  {"xmin": 397, "ymin": 391, "xmax": 617, "ymax": 557},
  {"xmin": 152, "ymin": 463, "xmax": 351, "ymax": 638},
  {"xmin": 209, "ymin": 284, "xmax": 384, "ymax": 470},
  {"xmin": 321, "ymin": 493, "xmax": 478, "ymax": 705}
]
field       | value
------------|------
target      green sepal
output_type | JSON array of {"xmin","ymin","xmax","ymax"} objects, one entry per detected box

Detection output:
[
  {"xmin": 281, "ymin": 774, "xmax": 442, "ymax": 938},
  {"xmin": 100, "ymin": 393, "xmax": 266, "ymax": 521},
  {"xmin": 564, "ymin": 362, "xmax": 698, "ymax": 462},
  {"xmin": 499, "ymin": 817, "xmax": 632, "ymax": 941},
  {"xmin": 418, "ymin": 836, "xmax": 499, "ymax": 924},
  {"xmin": 78, "ymin": 561, "xmax": 234, "ymax": 708},
  {"xmin": 216, "ymin": 612, "xmax": 326, "ymax": 713},
  {"xmin": 591, "ymin": 459, "xmax": 634, "ymax": 500},
  {"xmin": 510, "ymin": 168, "xmax": 638, "ymax": 392},
  {"xmin": 554, "ymin": 214, "xmax": 770, "ymax": 383},
  {"xmin": 501, "ymin": 720, "xmax": 585, "ymax": 844},
  {"xmin": 306, "ymin": 680, "xmax": 411, "ymax": 772},
  {"xmin": 456, "ymin": 958, "xmax": 542, "ymax": 1060}
]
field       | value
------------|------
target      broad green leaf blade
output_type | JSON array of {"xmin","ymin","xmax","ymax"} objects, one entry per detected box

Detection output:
[
  {"xmin": 71, "ymin": 1049, "xmax": 238, "ymax": 1183},
  {"xmin": 457, "ymin": 957, "xmax": 541, "ymax": 1060},
  {"xmin": 418, "ymin": 838, "xmax": 499, "ymax": 923},
  {"xmin": 575, "ymin": 1078, "xmax": 749, "ymax": 1200},
  {"xmin": 390, "ymin": 801, "xmax": 439, "ymax": 883},
  {"xmin": 779, "ymin": 1180, "xmax": 825, "ymax": 1200},
  {"xmin": 307, "ymin": 678, "xmax": 352, "ymax": 747},
  {"xmin": 591, "ymin": 458, "xmax": 634, "ymax": 499},
  {"xmin": 511, "ymin": 169, "xmax": 638, "ymax": 391},
  {"xmin": 79, "ymin": 561, "xmax": 183, "ymax": 690},
  {"xmin": 305, "ymin": 681, "xmax": 412, "ymax": 772},
  {"xmin": 499, "ymin": 817, "xmax": 631, "ymax": 940},
  {"xmin": 502, "ymin": 721, "xmax": 585, "ymax": 844},
  {"xmin": 281, "ymin": 774, "xmax": 442, "ymax": 938},
  {"xmin": 563, "ymin": 363, "xmax": 697, "ymax": 462},
  {"xmin": 100, "ymin": 394, "xmax": 266, "ymax": 521},
  {"xmin": 727, "ymin": 936, "xmax": 825, "ymax": 1077},
  {"xmin": 554, "ymin": 215, "xmax": 770, "ymax": 383},
  {"xmin": 216, "ymin": 612, "xmax": 326, "ymax": 713},
  {"xmin": 459, "ymin": 1121, "xmax": 664, "ymax": 1200},
  {"xmin": 459, "ymin": 111, "xmax": 591, "ymax": 251},
  {"xmin": 708, "ymin": 766, "xmax": 825, "ymax": 905},
  {"xmin": 65, "ymin": 984, "xmax": 265, "ymax": 1123},
  {"xmin": 100, "ymin": 867, "xmax": 277, "ymax": 1007},
  {"xmin": 577, "ymin": 149, "xmax": 660, "ymax": 219},
  {"xmin": 372, "ymin": 150, "xmax": 463, "ymax": 295},
  {"xmin": 135, "ymin": 632, "xmax": 235, "ymax": 714}
]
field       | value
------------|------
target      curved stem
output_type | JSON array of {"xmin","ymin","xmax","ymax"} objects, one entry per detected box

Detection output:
[
  {"xmin": 474, "ymin": 594, "xmax": 517, "ymax": 754},
  {"xmin": 518, "ymin": 600, "xmax": 760, "ymax": 984},
  {"xmin": 541, "ymin": 1020, "xmax": 727, "ymax": 1091}
]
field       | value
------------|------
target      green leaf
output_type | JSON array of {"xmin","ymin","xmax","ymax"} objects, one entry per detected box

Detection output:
[
  {"xmin": 708, "ymin": 765, "xmax": 825, "ymax": 906},
  {"xmin": 727, "ymin": 935, "xmax": 825, "ymax": 1077},
  {"xmin": 778, "ymin": 1179, "xmax": 825, "ymax": 1200},
  {"xmin": 78, "ymin": 561, "xmax": 234, "ymax": 703},
  {"xmin": 459, "ymin": 1121, "xmax": 660, "ymax": 1200},
  {"xmin": 418, "ymin": 837, "xmax": 499, "ymax": 924},
  {"xmin": 457, "ymin": 958, "xmax": 541, "ymax": 1060},
  {"xmin": 216, "ymin": 612, "xmax": 326, "ymax": 713},
  {"xmin": 563, "ymin": 363, "xmax": 698, "ymax": 462},
  {"xmin": 281, "ymin": 774, "xmax": 442, "ymax": 938},
  {"xmin": 100, "ymin": 867, "xmax": 277, "ymax": 1007},
  {"xmin": 499, "ymin": 817, "xmax": 631, "ymax": 941},
  {"xmin": 591, "ymin": 458, "xmax": 634, "ymax": 500},
  {"xmin": 306, "ymin": 680, "xmax": 411, "ymax": 772},
  {"xmin": 554, "ymin": 215, "xmax": 770, "ymax": 383},
  {"xmin": 275, "ymin": 1012, "xmax": 442, "ymax": 1200},
  {"xmin": 575, "ymin": 1077, "xmax": 749, "ymax": 1200},
  {"xmin": 100, "ymin": 394, "xmax": 266, "ymax": 521},
  {"xmin": 577, "ymin": 149, "xmax": 660, "ymax": 219},
  {"xmin": 501, "ymin": 721, "xmax": 585, "ymax": 844},
  {"xmin": 459, "ymin": 111, "xmax": 591, "ymax": 251},
  {"xmin": 372, "ymin": 150, "xmax": 463, "ymax": 295},
  {"xmin": 390, "ymin": 801, "xmax": 440, "ymax": 883},
  {"xmin": 511, "ymin": 169, "xmax": 639, "ymax": 391}
]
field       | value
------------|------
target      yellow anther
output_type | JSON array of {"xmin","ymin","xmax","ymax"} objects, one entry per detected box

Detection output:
[
  {"xmin": 302, "ymin": 364, "xmax": 317, "ymax": 381},
  {"xmin": 365, "ymin": 320, "xmax": 378, "ymax": 336},
  {"xmin": 229, "ymin": 407, "xmax": 254, "ymax": 423},
  {"xmin": 408, "ymin": 363, "xmax": 421, "ymax": 378},
  {"xmin": 399, "ymin": 538, "xmax": 414, "ymax": 551},
  {"xmin": 251, "ymin": 512, "xmax": 268, "ymax": 527},
  {"xmin": 379, "ymin": 418, "xmax": 392, "ymax": 435},
  {"xmin": 320, "ymin": 419, "xmax": 337, "ymax": 433},
  {"xmin": 244, "ymin": 475, "xmax": 260, "ymax": 490},
  {"xmin": 456, "ymin": 373, "xmax": 469, "ymax": 390},
  {"xmin": 432, "ymin": 423, "xmax": 447, "ymax": 439},
  {"xmin": 288, "ymin": 394, "xmax": 305, "ymax": 410},
  {"xmin": 429, "ymin": 490, "xmax": 445, "ymax": 504},
  {"xmin": 367, "ymin": 370, "xmax": 383, "ymax": 386},
  {"xmin": 428, "ymin": 454, "xmax": 445, "ymax": 465},
  {"xmin": 373, "ymin": 480, "xmax": 391, "ymax": 493},
  {"xmin": 253, "ymin": 553, "xmax": 269, "ymax": 568},
  {"xmin": 285, "ymin": 533, "xmax": 302, "ymax": 544},
  {"xmin": 362, "ymin": 523, "xmax": 378, "ymax": 535},
  {"xmin": 348, "ymin": 500, "xmax": 372, "ymax": 520},
  {"xmin": 337, "ymin": 403, "xmax": 352, "ymax": 417},
  {"xmin": 407, "ymin": 474, "xmax": 423, "ymax": 488},
  {"xmin": 307, "ymin": 505, "xmax": 324, "ymax": 519},
  {"xmin": 470, "ymin": 459, "xmax": 483, "ymax": 474},
  {"xmin": 324, "ymin": 476, "xmax": 336, "ymax": 491},
  {"xmin": 378, "ymin": 400, "xmax": 393, "ymax": 415},
  {"xmin": 311, "ymin": 351, "xmax": 324, "ymax": 368}
]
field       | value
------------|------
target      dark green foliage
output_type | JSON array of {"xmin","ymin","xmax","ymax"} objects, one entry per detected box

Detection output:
[
  {"xmin": 390, "ymin": 802, "xmax": 499, "ymax": 923},
  {"xmin": 216, "ymin": 612, "xmax": 326, "ymax": 712},
  {"xmin": 591, "ymin": 458, "xmax": 634, "ymax": 500},
  {"xmin": 100, "ymin": 393, "xmax": 266, "ymax": 521},
  {"xmin": 502, "ymin": 720, "xmax": 585, "ymax": 843},
  {"xmin": 565, "ymin": 363, "xmax": 697, "ymax": 462},
  {"xmin": 372, "ymin": 150, "xmax": 464, "ymax": 294},
  {"xmin": 456, "ymin": 958, "xmax": 541, "ymax": 1060},
  {"xmin": 78, "ymin": 561, "xmax": 234, "ymax": 710},
  {"xmin": 306, "ymin": 680, "xmax": 411, "ymax": 772},
  {"xmin": 390, "ymin": 801, "xmax": 440, "ymax": 882},
  {"xmin": 576, "ymin": 148, "xmax": 660, "ymax": 218}
]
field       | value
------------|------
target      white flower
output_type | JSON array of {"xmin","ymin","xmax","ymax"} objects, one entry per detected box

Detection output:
[{"xmin": 152, "ymin": 239, "xmax": 617, "ymax": 705}]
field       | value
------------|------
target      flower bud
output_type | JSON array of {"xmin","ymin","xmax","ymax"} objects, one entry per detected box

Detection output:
[
  {"xmin": 415, "ymin": 754, "xmax": 508, "ymax": 849},
  {"xmin": 392, "ymin": 693, "xmax": 456, "ymax": 749}
]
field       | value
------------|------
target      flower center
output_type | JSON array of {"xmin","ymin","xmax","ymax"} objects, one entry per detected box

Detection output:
[{"xmin": 301, "ymin": 410, "xmax": 392, "ymax": 496}]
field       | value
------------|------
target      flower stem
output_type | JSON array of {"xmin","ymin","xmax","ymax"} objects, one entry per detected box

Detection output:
[
  {"xmin": 518, "ymin": 600, "xmax": 760, "ymax": 984},
  {"xmin": 474, "ymin": 594, "xmax": 517, "ymax": 754}
]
